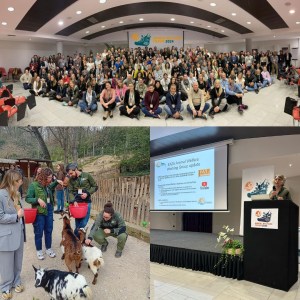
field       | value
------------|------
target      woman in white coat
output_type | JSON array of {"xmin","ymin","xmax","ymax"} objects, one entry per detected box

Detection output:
[{"xmin": 0, "ymin": 170, "xmax": 25, "ymax": 300}]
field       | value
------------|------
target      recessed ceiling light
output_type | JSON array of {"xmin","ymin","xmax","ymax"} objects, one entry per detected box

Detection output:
[
  {"xmin": 29, "ymin": 38, "xmax": 32, "ymax": 41},
  {"xmin": 221, "ymin": 30, "xmax": 225, "ymax": 32},
  {"xmin": 289, "ymin": 163, "xmax": 293, "ymax": 167},
  {"xmin": 101, "ymin": 25, "xmax": 106, "ymax": 28},
  {"xmin": 232, "ymin": 13, "xmax": 237, "ymax": 16},
  {"xmin": 207, "ymin": 25, "xmax": 211, "ymax": 28},
  {"xmin": 86, "ymin": 31, "xmax": 90, "ymax": 34},
  {"xmin": 247, "ymin": 21, "xmax": 251, "ymax": 24},
  {"xmin": 1, "ymin": 22, "xmax": 7, "ymax": 26},
  {"xmin": 210, "ymin": 3, "xmax": 216, "ymax": 6},
  {"xmin": 76, "ymin": 10, "xmax": 82, "ymax": 15},
  {"xmin": 7, "ymin": 7, "xmax": 14, "ymax": 12},
  {"xmin": 273, "ymin": 35, "xmax": 276, "ymax": 38},
  {"xmin": 296, "ymin": 21, "xmax": 300, "ymax": 24},
  {"xmin": 170, "ymin": 18, "xmax": 175, "ymax": 21},
  {"xmin": 139, "ymin": 18, "xmax": 144, "ymax": 21},
  {"xmin": 58, "ymin": 21, "xmax": 64, "ymax": 26},
  {"xmin": 99, "ymin": 0, "xmax": 107, "ymax": 3},
  {"xmin": 119, "ymin": 21, "xmax": 124, "ymax": 24},
  {"xmin": 289, "ymin": 9, "xmax": 296, "ymax": 14},
  {"xmin": 190, "ymin": 21, "xmax": 194, "ymax": 24}
]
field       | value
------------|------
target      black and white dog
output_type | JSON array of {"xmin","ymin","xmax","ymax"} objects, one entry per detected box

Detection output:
[{"xmin": 33, "ymin": 265, "xmax": 93, "ymax": 300}]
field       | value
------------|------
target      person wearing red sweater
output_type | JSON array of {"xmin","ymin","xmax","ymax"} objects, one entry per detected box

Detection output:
[{"xmin": 141, "ymin": 84, "xmax": 162, "ymax": 118}]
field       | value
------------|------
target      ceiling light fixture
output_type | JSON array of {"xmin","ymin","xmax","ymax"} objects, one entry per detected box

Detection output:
[
  {"xmin": 99, "ymin": 0, "xmax": 107, "ymax": 3},
  {"xmin": 289, "ymin": 164, "xmax": 293, "ymax": 167},
  {"xmin": 86, "ymin": 31, "xmax": 90, "ymax": 34},
  {"xmin": 289, "ymin": 9, "xmax": 295, "ymax": 14},
  {"xmin": 232, "ymin": 13, "xmax": 237, "ymax": 16},
  {"xmin": 247, "ymin": 21, "xmax": 251, "ymax": 25},
  {"xmin": 1, "ymin": 22, "xmax": 7, "ymax": 26},
  {"xmin": 8, "ymin": 7, "xmax": 14, "ymax": 12},
  {"xmin": 190, "ymin": 21, "xmax": 194, "ymax": 24},
  {"xmin": 119, "ymin": 21, "xmax": 124, "ymax": 24},
  {"xmin": 170, "ymin": 18, "xmax": 175, "ymax": 21},
  {"xmin": 221, "ymin": 30, "xmax": 225, "ymax": 32},
  {"xmin": 207, "ymin": 25, "xmax": 211, "ymax": 28},
  {"xmin": 58, "ymin": 21, "xmax": 64, "ymax": 26},
  {"xmin": 139, "ymin": 18, "xmax": 144, "ymax": 21},
  {"xmin": 76, "ymin": 11, "xmax": 82, "ymax": 15},
  {"xmin": 210, "ymin": 3, "xmax": 216, "ymax": 6},
  {"xmin": 296, "ymin": 21, "xmax": 300, "ymax": 24}
]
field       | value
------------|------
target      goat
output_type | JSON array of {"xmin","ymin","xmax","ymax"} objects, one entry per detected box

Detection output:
[
  {"xmin": 60, "ymin": 216, "xmax": 82, "ymax": 273},
  {"xmin": 33, "ymin": 265, "xmax": 92, "ymax": 300},
  {"xmin": 78, "ymin": 228, "xmax": 105, "ymax": 285}
]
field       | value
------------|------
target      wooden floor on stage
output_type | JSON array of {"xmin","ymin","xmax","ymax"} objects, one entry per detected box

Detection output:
[{"xmin": 151, "ymin": 229, "xmax": 243, "ymax": 253}]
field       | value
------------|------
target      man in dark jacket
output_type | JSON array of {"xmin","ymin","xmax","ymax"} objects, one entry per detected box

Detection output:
[
  {"xmin": 164, "ymin": 84, "xmax": 184, "ymax": 120},
  {"xmin": 245, "ymin": 70, "xmax": 259, "ymax": 94}
]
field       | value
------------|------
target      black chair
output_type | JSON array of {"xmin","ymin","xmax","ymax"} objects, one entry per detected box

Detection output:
[
  {"xmin": 17, "ymin": 102, "xmax": 27, "ymax": 121},
  {"xmin": 0, "ymin": 110, "xmax": 8, "ymax": 126},
  {"xmin": 284, "ymin": 97, "xmax": 297, "ymax": 116},
  {"xmin": 6, "ymin": 84, "xmax": 13, "ymax": 94},
  {"xmin": 27, "ymin": 94, "xmax": 36, "ymax": 110}
]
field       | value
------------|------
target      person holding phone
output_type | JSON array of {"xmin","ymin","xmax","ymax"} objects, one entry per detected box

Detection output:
[
  {"xmin": 269, "ymin": 175, "xmax": 291, "ymax": 200},
  {"xmin": 66, "ymin": 163, "xmax": 98, "ymax": 238},
  {"xmin": 26, "ymin": 168, "xmax": 63, "ymax": 260},
  {"xmin": 0, "ymin": 170, "xmax": 26, "ymax": 299}
]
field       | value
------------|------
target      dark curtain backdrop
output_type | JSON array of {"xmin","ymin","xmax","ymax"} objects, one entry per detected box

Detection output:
[{"xmin": 182, "ymin": 213, "xmax": 212, "ymax": 233}]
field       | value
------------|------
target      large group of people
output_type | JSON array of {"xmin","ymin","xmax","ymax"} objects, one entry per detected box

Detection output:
[
  {"xmin": 0, "ymin": 165, "xmax": 128, "ymax": 299},
  {"xmin": 18, "ymin": 46, "xmax": 291, "ymax": 121}
]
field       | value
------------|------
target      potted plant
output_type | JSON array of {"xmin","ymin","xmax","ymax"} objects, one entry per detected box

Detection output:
[{"xmin": 232, "ymin": 239, "xmax": 244, "ymax": 255}]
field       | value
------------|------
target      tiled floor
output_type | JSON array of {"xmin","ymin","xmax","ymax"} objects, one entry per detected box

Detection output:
[
  {"xmin": 6, "ymin": 78, "xmax": 300, "ymax": 127},
  {"xmin": 150, "ymin": 263, "xmax": 300, "ymax": 300}
]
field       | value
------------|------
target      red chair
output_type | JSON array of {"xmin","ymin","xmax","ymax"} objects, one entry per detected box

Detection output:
[
  {"xmin": 1, "ymin": 98, "xmax": 18, "ymax": 118},
  {"xmin": 0, "ymin": 67, "xmax": 7, "ymax": 81},
  {"xmin": 15, "ymin": 96, "xmax": 26, "ymax": 105}
]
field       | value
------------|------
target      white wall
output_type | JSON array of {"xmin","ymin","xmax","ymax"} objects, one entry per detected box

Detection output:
[{"xmin": 150, "ymin": 212, "xmax": 183, "ymax": 231}]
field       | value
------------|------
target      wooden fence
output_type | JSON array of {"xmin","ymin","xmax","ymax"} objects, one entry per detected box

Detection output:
[{"xmin": 91, "ymin": 175, "xmax": 150, "ymax": 227}]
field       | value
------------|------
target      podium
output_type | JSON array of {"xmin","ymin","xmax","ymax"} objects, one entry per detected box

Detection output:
[{"xmin": 244, "ymin": 200, "xmax": 299, "ymax": 291}]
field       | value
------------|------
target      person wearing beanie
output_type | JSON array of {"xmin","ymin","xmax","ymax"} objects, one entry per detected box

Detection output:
[{"xmin": 85, "ymin": 202, "xmax": 128, "ymax": 258}]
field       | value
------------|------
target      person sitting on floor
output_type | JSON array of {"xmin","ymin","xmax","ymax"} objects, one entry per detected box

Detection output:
[
  {"xmin": 119, "ymin": 82, "xmax": 140, "ymax": 119},
  {"xmin": 53, "ymin": 79, "xmax": 66, "ymax": 102},
  {"xmin": 209, "ymin": 80, "xmax": 229, "ymax": 118},
  {"xmin": 164, "ymin": 84, "xmax": 184, "ymax": 120},
  {"xmin": 79, "ymin": 83, "xmax": 98, "ymax": 116},
  {"xmin": 141, "ymin": 84, "xmax": 162, "ymax": 119},
  {"xmin": 100, "ymin": 81, "xmax": 116, "ymax": 120},
  {"xmin": 245, "ymin": 69, "xmax": 259, "ymax": 94},
  {"xmin": 225, "ymin": 75, "xmax": 248, "ymax": 114},
  {"xmin": 29, "ymin": 76, "xmax": 43, "ymax": 96},
  {"xmin": 255, "ymin": 69, "xmax": 268, "ymax": 89},
  {"xmin": 62, "ymin": 80, "xmax": 80, "ymax": 107},
  {"xmin": 187, "ymin": 81, "xmax": 210, "ymax": 120},
  {"xmin": 20, "ymin": 68, "xmax": 32, "ymax": 90}
]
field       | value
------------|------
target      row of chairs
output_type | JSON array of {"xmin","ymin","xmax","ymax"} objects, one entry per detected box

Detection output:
[
  {"xmin": 0, "ymin": 84, "xmax": 36, "ymax": 126},
  {"xmin": 0, "ymin": 67, "xmax": 22, "ymax": 81}
]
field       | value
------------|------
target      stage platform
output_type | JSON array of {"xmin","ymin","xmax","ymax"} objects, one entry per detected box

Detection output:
[{"xmin": 151, "ymin": 229, "xmax": 244, "ymax": 280}]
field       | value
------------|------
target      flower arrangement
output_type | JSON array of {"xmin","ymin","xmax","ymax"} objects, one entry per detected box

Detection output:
[{"xmin": 214, "ymin": 225, "xmax": 244, "ymax": 268}]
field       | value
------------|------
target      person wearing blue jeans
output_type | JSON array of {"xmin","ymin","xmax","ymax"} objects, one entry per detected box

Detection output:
[
  {"xmin": 26, "ymin": 168, "xmax": 64, "ymax": 260},
  {"xmin": 245, "ymin": 70, "xmax": 259, "ymax": 94},
  {"xmin": 54, "ymin": 164, "xmax": 66, "ymax": 213},
  {"xmin": 78, "ymin": 84, "xmax": 98, "ymax": 116},
  {"xmin": 255, "ymin": 69, "xmax": 268, "ymax": 89},
  {"xmin": 66, "ymin": 163, "xmax": 98, "ymax": 238},
  {"xmin": 164, "ymin": 84, "xmax": 184, "ymax": 120}
]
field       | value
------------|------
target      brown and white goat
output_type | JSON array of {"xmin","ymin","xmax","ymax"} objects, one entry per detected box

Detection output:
[
  {"xmin": 60, "ymin": 216, "xmax": 82, "ymax": 273},
  {"xmin": 78, "ymin": 228, "xmax": 105, "ymax": 285}
]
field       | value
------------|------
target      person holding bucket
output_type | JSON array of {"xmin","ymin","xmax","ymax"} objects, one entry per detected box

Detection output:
[
  {"xmin": 66, "ymin": 163, "xmax": 98, "ymax": 238},
  {"xmin": 0, "ymin": 170, "xmax": 26, "ymax": 300},
  {"xmin": 26, "ymin": 168, "xmax": 63, "ymax": 260}
]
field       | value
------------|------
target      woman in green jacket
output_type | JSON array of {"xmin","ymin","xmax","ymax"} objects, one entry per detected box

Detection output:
[{"xmin": 26, "ymin": 168, "xmax": 63, "ymax": 260}]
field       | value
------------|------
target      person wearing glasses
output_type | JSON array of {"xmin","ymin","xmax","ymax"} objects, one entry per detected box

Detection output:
[
  {"xmin": 85, "ymin": 202, "xmax": 128, "ymax": 258},
  {"xmin": 0, "ymin": 170, "xmax": 26, "ymax": 300},
  {"xmin": 26, "ymin": 168, "xmax": 63, "ymax": 260},
  {"xmin": 269, "ymin": 175, "xmax": 291, "ymax": 200},
  {"xmin": 66, "ymin": 163, "xmax": 98, "ymax": 238}
]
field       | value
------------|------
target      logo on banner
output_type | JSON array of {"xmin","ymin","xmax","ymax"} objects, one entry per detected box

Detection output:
[
  {"xmin": 133, "ymin": 34, "xmax": 151, "ymax": 47},
  {"xmin": 246, "ymin": 179, "xmax": 270, "ymax": 198},
  {"xmin": 198, "ymin": 169, "xmax": 210, "ymax": 176},
  {"xmin": 251, "ymin": 209, "xmax": 278, "ymax": 229}
]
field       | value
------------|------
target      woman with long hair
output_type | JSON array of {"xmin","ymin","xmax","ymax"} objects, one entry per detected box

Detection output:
[
  {"xmin": 0, "ymin": 170, "xmax": 25, "ymax": 299},
  {"xmin": 26, "ymin": 168, "xmax": 63, "ymax": 260},
  {"xmin": 100, "ymin": 81, "xmax": 116, "ymax": 120}
]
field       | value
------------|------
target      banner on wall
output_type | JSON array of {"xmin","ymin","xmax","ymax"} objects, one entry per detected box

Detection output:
[
  {"xmin": 128, "ymin": 30, "xmax": 183, "ymax": 49},
  {"xmin": 251, "ymin": 208, "xmax": 278, "ymax": 229},
  {"xmin": 239, "ymin": 165, "xmax": 274, "ymax": 235}
]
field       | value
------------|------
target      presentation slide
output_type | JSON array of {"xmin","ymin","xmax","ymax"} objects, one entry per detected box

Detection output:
[
  {"xmin": 151, "ymin": 143, "xmax": 229, "ymax": 211},
  {"xmin": 154, "ymin": 149, "xmax": 215, "ymax": 210}
]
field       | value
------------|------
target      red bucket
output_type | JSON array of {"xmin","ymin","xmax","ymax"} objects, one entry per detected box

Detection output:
[
  {"xmin": 69, "ymin": 203, "xmax": 88, "ymax": 218},
  {"xmin": 24, "ymin": 208, "xmax": 37, "ymax": 224}
]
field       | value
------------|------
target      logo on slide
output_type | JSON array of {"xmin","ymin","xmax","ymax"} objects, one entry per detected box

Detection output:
[
  {"xmin": 156, "ymin": 161, "xmax": 166, "ymax": 168},
  {"xmin": 200, "ymin": 181, "xmax": 209, "ymax": 190},
  {"xmin": 198, "ymin": 197, "xmax": 205, "ymax": 204},
  {"xmin": 257, "ymin": 211, "xmax": 272, "ymax": 223},
  {"xmin": 202, "ymin": 182, "xmax": 208, "ymax": 187},
  {"xmin": 198, "ymin": 169, "xmax": 210, "ymax": 176}
]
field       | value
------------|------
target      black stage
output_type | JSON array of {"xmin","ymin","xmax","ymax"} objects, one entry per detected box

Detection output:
[{"xmin": 151, "ymin": 230, "xmax": 244, "ymax": 280}]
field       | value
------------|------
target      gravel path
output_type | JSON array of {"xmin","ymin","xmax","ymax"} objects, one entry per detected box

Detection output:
[{"xmin": 11, "ymin": 208, "xmax": 150, "ymax": 300}]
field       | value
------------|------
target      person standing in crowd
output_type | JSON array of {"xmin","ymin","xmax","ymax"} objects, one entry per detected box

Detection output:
[
  {"xmin": 54, "ymin": 164, "xmax": 66, "ymax": 214},
  {"xmin": 269, "ymin": 175, "xmax": 291, "ymax": 200},
  {"xmin": 0, "ymin": 170, "xmax": 26, "ymax": 300},
  {"xmin": 85, "ymin": 202, "xmax": 128, "ymax": 258},
  {"xmin": 26, "ymin": 168, "xmax": 63, "ymax": 260},
  {"xmin": 66, "ymin": 163, "xmax": 98, "ymax": 238}
]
